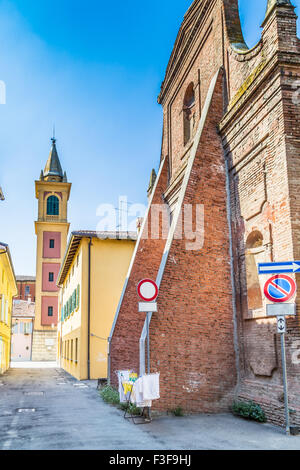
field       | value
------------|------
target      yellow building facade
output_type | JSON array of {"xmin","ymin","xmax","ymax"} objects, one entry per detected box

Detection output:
[
  {"xmin": 57, "ymin": 231, "xmax": 136, "ymax": 380},
  {"xmin": 0, "ymin": 243, "xmax": 17, "ymax": 373},
  {"xmin": 32, "ymin": 138, "xmax": 71, "ymax": 361}
]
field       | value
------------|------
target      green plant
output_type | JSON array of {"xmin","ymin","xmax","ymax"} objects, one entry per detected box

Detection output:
[
  {"xmin": 172, "ymin": 406, "xmax": 184, "ymax": 417},
  {"xmin": 232, "ymin": 400, "xmax": 267, "ymax": 423},
  {"xmin": 119, "ymin": 402, "xmax": 142, "ymax": 416},
  {"xmin": 99, "ymin": 385, "xmax": 142, "ymax": 415},
  {"xmin": 99, "ymin": 385, "xmax": 120, "ymax": 405}
]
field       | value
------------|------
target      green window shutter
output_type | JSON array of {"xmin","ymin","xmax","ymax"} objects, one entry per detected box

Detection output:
[{"xmin": 77, "ymin": 285, "xmax": 80, "ymax": 308}]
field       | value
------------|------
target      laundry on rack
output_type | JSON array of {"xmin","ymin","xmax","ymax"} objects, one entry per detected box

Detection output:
[
  {"xmin": 118, "ymin": 370, "xmax": 160, "ymax": 407},
  {"xmin": 123, "ymin": 382, "xmax": 133, "ymax": 395},
  {"xmin": 130, "ymin": 377, "xmax": 152, "ymax": 408},
  {"xmin": 118, "ymin": 370, "xmax": 131, "ymax": 403},
  {"xmin": 129, "ymin": 372, "xmax": 138, "ymax": 383},
  {"xmin": 142, "ymin": 373, "xmax": 160, "ymax": 401}
]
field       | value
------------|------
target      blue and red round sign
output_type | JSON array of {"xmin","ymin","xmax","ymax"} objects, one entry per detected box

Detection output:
[{"xmin": 264, "ymin": 275, "xmax": 297, "ymax": 303}]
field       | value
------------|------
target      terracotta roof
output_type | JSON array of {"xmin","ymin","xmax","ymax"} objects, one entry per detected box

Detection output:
[
  {"xmin": 12, "ymin": 300, "xmax": 35, "ymax": 318},
  {"xmin": 16, "ymin": 275, "xmax": 36, "ymax": 282},
  {"xmin": 57, "ymin": 231, "xmax": 137, "ymax": 286}
]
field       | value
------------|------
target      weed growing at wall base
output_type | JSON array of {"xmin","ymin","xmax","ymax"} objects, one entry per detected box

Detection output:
[{"xmin": 232, "ymin": 400, "xmax": 267, "ymax": 423}]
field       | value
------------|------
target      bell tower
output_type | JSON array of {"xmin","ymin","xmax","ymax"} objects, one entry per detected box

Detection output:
[{"xmin": 32, "ymin": 137, "xmax": 71, "ymax": 362}]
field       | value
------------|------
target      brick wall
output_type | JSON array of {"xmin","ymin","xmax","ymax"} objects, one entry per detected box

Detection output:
[
  {"xmin": 16, "ymin": 281, "xmax": 36, "ymax": 302},
  {"xmin": 149, "ymin": 71, "xmax": 236, "ymax": 413},
  {"xmin": 219, "ymin": 2, "xmax": 300, "ymax": 427}
]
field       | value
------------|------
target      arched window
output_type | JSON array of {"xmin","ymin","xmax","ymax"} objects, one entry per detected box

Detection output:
[
  {"xmin": 47, "ymin": 195, "xmax": 59, "ymax": 216},
  {"xmin": 183, "ymin": 83, "xmax": 195, "ymax": 146}
]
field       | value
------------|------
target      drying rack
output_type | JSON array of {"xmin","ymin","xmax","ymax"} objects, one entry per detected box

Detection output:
[{"xmin": 118, "ymin": 371, "xmax": 152, "ymax": 425}]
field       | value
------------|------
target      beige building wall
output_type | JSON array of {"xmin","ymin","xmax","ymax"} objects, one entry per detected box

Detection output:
[{"xmin": 58, "ymin": 235, "xmax": 136, "ymax": 380}]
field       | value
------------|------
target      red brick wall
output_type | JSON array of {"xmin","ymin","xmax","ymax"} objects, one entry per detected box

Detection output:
[
  {"xmin": 16, "ymin": 281, "xmax": 36, "ymax": 302},
  {"xmin": 219, "ymin": 3, "xmax": 300, "ymax": 427},
  {"xmin": 150, "ymin": 71, "xmax": 236, "ymax": 413}
]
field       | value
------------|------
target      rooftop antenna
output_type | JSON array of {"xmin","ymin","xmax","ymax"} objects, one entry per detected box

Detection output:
[{"xmin": 52, "ymin": 124, "xmax": 56, "ymax": 144}]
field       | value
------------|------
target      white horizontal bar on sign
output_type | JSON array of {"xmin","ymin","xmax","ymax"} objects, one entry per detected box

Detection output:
[
  {"xmin": 139, "ymin": 302, "xmax": 157, "ymax": 313},
  {"xmin": 266, "ymin": 303, "xmax": 296, "ymax": 317}
]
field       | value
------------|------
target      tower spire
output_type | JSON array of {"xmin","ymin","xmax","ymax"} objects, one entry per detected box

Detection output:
[{"xmin": 43, "ymin": 136, "xmax": 63, "ymax": 182}]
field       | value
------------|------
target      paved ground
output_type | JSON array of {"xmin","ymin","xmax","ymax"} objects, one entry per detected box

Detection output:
[
  {"xmin": 10, "ymin": 361, "xmax": 58, "ymax": 369},
  {"xmin": 0, "ymin": 367, "xmax": 300, "ymax": 450}
]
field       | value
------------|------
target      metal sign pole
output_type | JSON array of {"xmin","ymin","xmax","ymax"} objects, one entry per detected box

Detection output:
[
  {"xmin": 146, "ymin": 312, "xmax": 151, "ymax": 421},
  {"xmin": 280, "ymin": 331, "xmax": 290, "ymax": 435},
  {"xmin": 147, "ymin": 312, "xmax": 150, "ymax": 375}
]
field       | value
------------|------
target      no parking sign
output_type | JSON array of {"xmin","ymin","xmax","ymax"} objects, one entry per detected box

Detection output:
[{"xmin": 264, "ymin": 274, "xmax": 297, "ymax": 303}]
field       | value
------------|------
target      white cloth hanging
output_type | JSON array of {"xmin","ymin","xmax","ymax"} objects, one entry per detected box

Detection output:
[
  {"xmin": 142, "ymin": 373, "xmax": 160, "ymax": 401},
  {"xmin": 130, "ymin": 377, "xmax": 152, "ymax": 407}
]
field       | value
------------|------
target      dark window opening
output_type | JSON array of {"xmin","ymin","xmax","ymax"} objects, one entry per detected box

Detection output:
[
  {"xmin": 49, "ymin": 239, "xmax": 55, "ymax": 249},
  {"xmin": 47, "ymin": 196, "xmax": 59, "ymax": 216},
  {"xmin": 49, "ymin": 272, "xmax": 54, "ymax": 282},
  {"xmin": 48, "ymin": 306, "xmax": 54, "ymax": 317}
]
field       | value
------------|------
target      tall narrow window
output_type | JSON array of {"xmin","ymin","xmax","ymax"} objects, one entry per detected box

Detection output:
[
  {"xmin": 25, "ymin": 285, "xmax": 30, "ymax": 296},
  {"xmin": 183, "ymin": 83, "xmax": 196, "ymax": 146},
  {"xmin": 47, "ymin": 196, "xmax": 59, "ymax": 216},
  {"xmin": 49, "ymin": 272, "xmax": 54, "ymax": 282},
  {"xmin": 49, "ymin": 239, "xmax": 55, "ymax": 249},
  {"xmin": 48, "ymin": 306, "xmax": 53, "ymax": 317}
]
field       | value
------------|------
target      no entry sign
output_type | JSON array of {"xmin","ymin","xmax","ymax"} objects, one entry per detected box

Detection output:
[
  {"xmin": 264, "ymin": 275, "xmax": 296, "ymax": 303},
  {"xmin": 137, "ymin": 279, "xmax": 158, "ymax": 302}
]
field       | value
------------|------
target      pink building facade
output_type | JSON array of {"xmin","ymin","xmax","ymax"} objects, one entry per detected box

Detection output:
[{"xmin": 11, "ymin": 300, "xmax": 35, "ymax": 362}]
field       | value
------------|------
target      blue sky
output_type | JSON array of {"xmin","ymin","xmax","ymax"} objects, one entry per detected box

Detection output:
[{"xmin": 0, "ymin": 0, "xmax": 299, "ymax": 275}]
